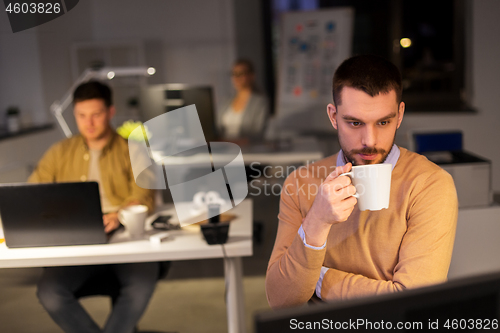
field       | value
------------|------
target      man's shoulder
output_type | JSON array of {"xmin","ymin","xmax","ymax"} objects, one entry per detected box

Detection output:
[
  {"xmin": 110, "ymin": 131, "xmax": 128, "ymax": 147},
  {"xmin": 109, "ymin": 132, "xmax": 130, "ymax": 155},
  {"xmin": 396, "ymin": 147, "xmax": 454, "ymax": 183},
  {"xmin": 46, "ymin": 135, "xmax": 84, "ymax": 155},
  {"xmin": 397, "ymin": 147, "xmax": 443, "ymax": 170}
]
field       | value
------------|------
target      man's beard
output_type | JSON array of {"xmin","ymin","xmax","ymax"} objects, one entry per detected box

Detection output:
[{"xmin": 341, "ymin": 135, "xmax": 396, "ymax": 166}]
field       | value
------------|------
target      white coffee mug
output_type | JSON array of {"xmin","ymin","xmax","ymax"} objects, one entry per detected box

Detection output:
[
  {"xmin": 118, "ymin": 205, "xmax": 148, "ymax": 239},
  {"xmin": 340, "ymin": 163, "xmax": 392, "ymax": 211}
]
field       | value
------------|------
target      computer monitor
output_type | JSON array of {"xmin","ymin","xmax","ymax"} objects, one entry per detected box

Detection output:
[
  {"xmin": 255, "ymin": 272, "xmax": 500, "ymax": 332},
  {"xmin": 139, "ymin": 84, "xmax": 218, "ymax": 142}
]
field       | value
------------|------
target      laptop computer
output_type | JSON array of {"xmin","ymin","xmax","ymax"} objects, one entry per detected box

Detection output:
[{"xmin": 0, "ymin": 182, "xmax": 107, "ymax": 248}]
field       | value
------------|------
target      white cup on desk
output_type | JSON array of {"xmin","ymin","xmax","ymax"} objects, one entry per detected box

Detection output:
[
  {"xmin": 118, "ymin": 205, "xmax": 148, "ymax": 239},
  {"xmin": 340, "ymin": 163, "xmax": 392, "ymax": 211}
]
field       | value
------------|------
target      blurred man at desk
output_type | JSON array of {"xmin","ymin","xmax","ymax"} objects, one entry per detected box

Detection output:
[
  {"xmin": 266, "ymin": 55, "xmax": 458, "ymax": 308},
  {"xmin": 28, "ymin": 81, "xmax": 158, "ymax": 333}
]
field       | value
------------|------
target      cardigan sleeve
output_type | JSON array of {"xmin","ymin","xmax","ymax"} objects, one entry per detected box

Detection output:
[
  {"xmin": 265, "ymin": 170, "xmax": 327, "ymax": 308},
  {"xmin": 320, "ymin": 169, "xmax": 458, "ymax": 300}
]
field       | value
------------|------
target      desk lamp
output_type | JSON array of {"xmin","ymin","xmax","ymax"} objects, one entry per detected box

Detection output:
[{"xmin": 51, "ymin": 66, "xmax": 156, "ymax": 138}]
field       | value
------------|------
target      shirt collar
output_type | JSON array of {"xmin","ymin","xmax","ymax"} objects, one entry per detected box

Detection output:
[{"xmin": 336, "ymin": 144, "xmax": 400, "ymax": 171}]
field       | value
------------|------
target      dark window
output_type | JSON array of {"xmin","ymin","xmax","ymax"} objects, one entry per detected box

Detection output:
[{"xmin": 398, "ymin": 0, "xmax": 467, "ymax": 111}]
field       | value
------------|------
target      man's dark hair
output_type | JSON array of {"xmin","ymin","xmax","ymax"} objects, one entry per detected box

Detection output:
[
  {"xmin": 332, "ymin": 54, "xmax": 402, "ymax": 106},
  {"xmin": 73, "ymin": 80, "xmax": 113, "ymax": 107}
]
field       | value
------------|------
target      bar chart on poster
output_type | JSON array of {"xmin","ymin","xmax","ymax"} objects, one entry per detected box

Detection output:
[{"xmin": 276, "ymin": 7, "xmax": 354, "ymax": 133}]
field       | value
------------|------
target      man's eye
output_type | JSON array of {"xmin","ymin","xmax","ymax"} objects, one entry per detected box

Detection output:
[
  {"xmin": 379, "ymin": 121, "xmax": 389, "ymax": 126},
  {"xmin": 350, "ymin": 122, "xmax": 361, "ymax": 127}
]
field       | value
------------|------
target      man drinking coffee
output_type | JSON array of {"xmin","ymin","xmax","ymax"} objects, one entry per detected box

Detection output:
[{"xmin": 266, "ymin": 55, "xmax": 458, "ymax": 308}]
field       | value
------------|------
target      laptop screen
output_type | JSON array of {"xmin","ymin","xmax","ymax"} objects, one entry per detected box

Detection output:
[{"xmin": 0, "ymin": 182, "xmax": 107, "ymax": 248}]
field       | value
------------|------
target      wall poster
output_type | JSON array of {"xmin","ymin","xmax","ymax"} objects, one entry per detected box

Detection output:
[{"xmin": 276, "ymin": 8, "xmax": 354, "ymax": 133}]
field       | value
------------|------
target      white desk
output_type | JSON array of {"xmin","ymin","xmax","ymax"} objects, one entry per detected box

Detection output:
[
  {"xmin": 240, "ymin": 139, "xmax": 324, "ymax": 165},
  {"xmin": 0, "ymin": 199, "xmax": 253, "ymax": 333},
  {"xmin": 151, "ymin": 138, "xmax": 324, "ymax": 168}
]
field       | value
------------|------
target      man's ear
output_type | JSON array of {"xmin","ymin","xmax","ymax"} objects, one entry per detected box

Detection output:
[
  {"xmin": 327, "ymin": 103, "xmax": 338, "ymax": 130},
  {"xmin": 108, "ymin": 105, "xmax": 116, "ymax": 120},
  {"xmin": 396, "ymin": 101, "xmax": 405, "ymax": 129}
]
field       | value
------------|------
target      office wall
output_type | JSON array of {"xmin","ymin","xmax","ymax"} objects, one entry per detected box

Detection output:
[
  {"xmin": 88, "ymin": 0, "xmax": 236, "ymax": 110},
  {"xmin": 0, "ymin": 1, "xmax": 94, "ymax": 129},
  {"xmin": 0, "ymin": 10, "xmax": 74, "ymax": 181},
  {"xmin": 35, "ymin": 0, "xmax": 93, "ymax": 133},
  {"xmin": 1, "ymin": 0, "xmax": 235, "ymax": 128},
  {"xmin": 0, "ymin": 16, "xmax": 46, "ymax": 127},
  {"xmin": 0, "ymin": 128, "xmax": 61, "ymax": 182}
]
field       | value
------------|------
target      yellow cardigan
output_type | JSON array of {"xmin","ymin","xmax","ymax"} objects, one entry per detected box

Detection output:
[
  {"xmin": 266, "ymin": 147, "xmax": 458, "ymax": 308},
  {"xmin": 28, "ymin": 131, "xmax": 154, "ymax": 212}
]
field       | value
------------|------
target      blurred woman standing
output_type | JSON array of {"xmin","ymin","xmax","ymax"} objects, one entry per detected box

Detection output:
[{"xmin": 219, "ymin": 59, "xmax": 269, "ymax": 141}]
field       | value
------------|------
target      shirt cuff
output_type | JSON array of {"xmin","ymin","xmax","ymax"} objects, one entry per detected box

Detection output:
[
  {"xmin": 315, "ymin": 267, "xmax": 329, "ymax": 299},
  {"xmin": 297, "ymin": 225, "xmax": 327, "ymax": 250}
]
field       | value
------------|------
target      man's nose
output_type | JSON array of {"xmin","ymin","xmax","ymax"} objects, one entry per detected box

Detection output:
[{"xmin": 361, "ymin": 125, "xmax": 377, "ymax": 147}]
